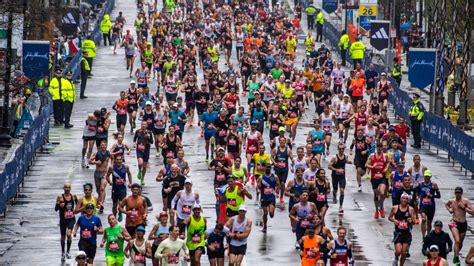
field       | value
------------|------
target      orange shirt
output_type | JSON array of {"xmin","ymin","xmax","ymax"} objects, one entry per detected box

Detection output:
[
  {"xmin": 301, "ymin": 235, "xmax": 320, "ymax": 266},
  {"xmin": 312, "ymin": 73, "xmax": 324, "ymax": 92},
  {"xmin": 351, "ymin": 78, "xmax": 366, "ymax": 97},
  {"xmin": 245, "ymin": 37, "xmax": 254, "ymax": 51}
]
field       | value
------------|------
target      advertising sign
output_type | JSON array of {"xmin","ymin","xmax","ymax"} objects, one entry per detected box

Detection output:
[
  {"xmin": 408, "ymin": 48, "xmax": 437, "ymax": 89},
  {"xmin": 22, "ymin": 41, "xmax": 50, "ymax": 81}
]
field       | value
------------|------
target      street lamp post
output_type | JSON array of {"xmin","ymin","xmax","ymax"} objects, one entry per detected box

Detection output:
[{"xmin": 0, "ymin": 10, "xmax": 13, "ymax": 147}]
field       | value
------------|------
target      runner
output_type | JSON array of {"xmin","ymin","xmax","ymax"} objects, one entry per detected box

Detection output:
[
  {"xmin": 206, "ymin": 223, "xmax": 225, "ymax": 266},
  {"xmin": 127, "ymin": 80, "xmax": 139, "ymax": 132},
  {"xmin": 171, "ymin": 178, "xmax": 200, "ymax": 237},
  {"xmin": 184, "ymin": 204, "xmax": 207, "ymax": 266},
  {"xmin": 408, "ymin": 154, "xmax": 428, "ymax": 224},
  {"xmin": 75, "ymin": 183, "xmax": 98, "ymax": 215},
  {"xmin": 162, "ymin": 164, "xmax": 186, "ymax": 224},
  {"xmin": 272, "ymin": 136, "xmax": 293, "ymax": 202},
  {"xmin": 350, "ymin": 128, "xmax": 369, "ymax": 191},
  {"xmin": 226, "ymin": 123, "xmax": 243, "ymax": 161},
  {"xmin": 366, "ymin": 142, "xmax": 390, "ymax": 219},
  {"xmin": 320, "ymin": 105, "xmax": 336, "ymax": 157},
  {"xmin": 152, "ymin": 101, "xmax": 168, "ymax": 155},
  {"xmin": 118, "ymin": 183, "xmax": 148, "ymax": 238},
  {"xmin": 445, "ymin": 187, "xmax": 474, "ymax": 265},
  {"xmin": 257, "ymin": 163, "xmax": 281, "ymax": 233},
  {"xmin": 73, "ymin": 203, "xmax": 103, "ymax": 265},
  {"xmin": 124, "ymin": 225, "xmax": 152, "ymax": 265},
  {"xmin": 244, "ymin": 121, "xmax": 263, "ymax": 175},
  {"xmin": 336, "ymin": 94, "xmax": 353, "ymax": 143},
  {"xmin": 110, "ymin": 133, "xmax": 131, "ymax": 161},
  {"xmin": 422, "ymin": 245, "xmax": 449, "ymax": 266},
  {"xmin": 251, "ymin": 145, "xmax": 271, "ymax": 200},
  {"xmin": 89, "ymin": 140, "xmax": 110, "ymax": 213},
  {"xmin": 224, "ymin": 205, "xmax": 253, "ymax": 266},
  {"xmin": 112, "ymin": 91, "xmax": 129, "ymax": 134},
  {"xmin": 149, "ymin": 212, "xmax": 170, "ymax": 266},
  {"xmin": 134, "ymin": 121, "xmax": 154, "ymax": 185},
  {"xmin": 307, "ymin": 120, "xmax": 325, "ymax": 165},
  {"xmin": 299, "ymin": 225, "xmax": 326, "ymax": 266},
  {"xmin": 231, "ymin": 157, "xmax": 248, "ymax": 184},
  {"xmin": 311, "ymin": 169, "xmax": 330, "ymax": 222},
  {"xmin": 105, "ymin": 154, "xmax": 132, "ymax": 220},
  {"xmin": 328, "ymin": 226, "xmax": 354, "ymax": 266},
  {"xmin": 55, "ymin": 182, "xmax": 77, "ymax": 261},
  {"xmin": 82, "ymin": 110, "xmax": 99, "ymax": 168},
  {"xmin": 289, "ymin": 190, "xmax": 318, "ymax": 247},
  {"xmin": 100, "ymin": 214, "xmax": 131, "ymax": 266},
  {"xmin": 388, "ymin": 193, "xmax": 415, "ymax": 266},
  {"xmin": 223, "ymin": 175, "xmax": 252, "ymax": 220},
  {"xmin": 201, "ymin": 104, "xmax": 218, "ymax": 160},
  {"xmin": 154, "ymin": 225, "xmax": 190, "ymax": 265},
  {"xmin": 328, "ymin": 143, "xmax": 351, "ymax": 213}
]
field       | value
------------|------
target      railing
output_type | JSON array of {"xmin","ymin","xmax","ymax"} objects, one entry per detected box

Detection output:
[{"xmin": 323, "ymin": 20, "xmax": 474, "ymax": 173}]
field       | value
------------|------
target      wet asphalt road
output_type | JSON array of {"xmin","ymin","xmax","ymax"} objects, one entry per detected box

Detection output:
[{"xmin": 0, "ymin": 0, "xmax": 473, "ymax": 265}]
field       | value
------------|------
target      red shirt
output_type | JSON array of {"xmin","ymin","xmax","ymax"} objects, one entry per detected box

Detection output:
[{"xmin": 395, "ymin": 124, "xmax": 409, "ymax": 142}]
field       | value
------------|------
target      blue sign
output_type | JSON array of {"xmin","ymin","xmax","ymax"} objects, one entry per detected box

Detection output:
[
  {"xmin": 360, "ymin": 16, "xmax": 376, "ymax": 31},
  {"xmin": 22, "ymin": 41, "xmax": 50, "ymax": 81},
  {"xmin": 322, "ymin": 0, "xmax": 338, "ymax": 14},
  {"xmin": 408, "ymin": 48, "xmax": 437, "ymax": 89}
]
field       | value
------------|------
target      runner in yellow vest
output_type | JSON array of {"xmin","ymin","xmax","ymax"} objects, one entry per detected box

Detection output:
[
  {"xmin": 305, "ymin": 32, "xmax": 315, "ymax": 53},
  {"xmin": 185, "ymin": 204, "xmax": 207, "ymax": 265}
]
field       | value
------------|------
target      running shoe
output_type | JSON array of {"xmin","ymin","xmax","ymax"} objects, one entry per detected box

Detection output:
[
  {"xmin": 61, "ymin": 254, "xmax": 66, "ymax": 262},
  {"xmin": 65, "ymin": 253, "xmax": 71, "ymax": 259},
  {"xmin": 453, "ymin": 256, "xmax": 460, "ymax": 265},
  {"xmin": 137, "ymin": 170, "xmax": 142, "ymax": 180},
  {"xmin": 261, "ymin": 228, "xmax": 267, "ymax": 233},
  {"xmin": 374, "ymin": 210, "xmax": 379, "ymax": 219},
  {"xmin": 200, "ymin": 130, "xmax": 204, "ymax": 138},
  {"xmin": 81, "ymin": 158, "xmax": 86, "ymax": 168},
  {"xmin": 358, "ymin": 185, "xmax": 362, "ymax": 192},
  {"xmin": 251, "ymin": 175, "xmax": 256, "ymax": 186},
  {"xmin": 414, "ymin": 217, "xmax": 420, "ymax": 224},
  {"xmin": 279, "ymin": 196, "xmax": 284, "ymax": 203},
  {"xmin": 118, "ymin": 212, "xmax": 123, "ymax": 222},
  {"xmin": 379, "ymin": 209, "xmax": 385, "ymax": 218},
  {"xmin": 140, "ymin": 176, "xmax": 145, "ymax": 186}
]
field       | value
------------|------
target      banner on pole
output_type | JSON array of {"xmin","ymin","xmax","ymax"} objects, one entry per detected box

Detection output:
[
  {"xmin": 370, "ymin": 20, "xmax": 390, "ymax": 51},
  {"xmin": 22, "ymin": 41, "xmax": 50, "ymax": 81},
  {"xmin": 408, "ymin": 48, "xmax": 437, "ymax": 89},
  {"xmin": 359, "ymin": 4, "xmax": 377, "ymax": 33}
]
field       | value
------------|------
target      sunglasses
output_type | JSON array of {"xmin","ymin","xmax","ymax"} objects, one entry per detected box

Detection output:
[
  {"xmin": 77, "ymin": 256, "xmax": 86, "ymax": 260},
  {"xmin": 430, "ymin": 249, "xmax": 439, "ymax": 252}
]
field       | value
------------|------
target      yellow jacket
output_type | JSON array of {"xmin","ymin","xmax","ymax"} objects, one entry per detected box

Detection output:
[
  {"xmin": 100, "ymin": 14, "xmax": 112, "ymax": 33},
  {"xmin": 61, "ymin": 79, "xmax": 75, "ymax": 103},
  {"xmin": 350, "ymin": 41, "xmax": 365, "ymax": 59},
  {"xmin": 316, "ymin": 11, "xmax": 324, "ymax": 25},
  {"xmin": 82, "ymin": 39, "xmax": 96, "ymax": 58},
  {"xmin": 409, "ymin": 99, "xmax": 424, "ymax": 121},
  {"xmin": 338, "ymin": 34, "xmax": 349, "ymax": 50},
  {"xmin": 48, "ymin": 77, "xmax": 69, "ymax": 101}
]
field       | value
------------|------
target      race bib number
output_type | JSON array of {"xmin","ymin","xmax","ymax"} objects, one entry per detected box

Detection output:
[
  {"xmin": 271, "ymin": 124, "xmax": 279, "ymax": 131},
  {"xmin": 301, "ymin": 220, "xmax": 310, "ymax": 228},
  {"xmin": 380, "ymin": 91, "xmax": 387, "ymax": 97},
  {"xmin": 263, "ymin": 187, "xmax": 274, "ymax": 195},
  {"xmin": 394, "ymin": 181, "xmax": 402, "ymax": 189},
  {"xmin": 276, "ymin": 161, "xmax": 287, "ymax": 168},
  {"xmin": 97, "ymin": 126, "xmax": 105, "ymax": 133},
  {"xmin": 313, "ymin": 140, "xmax": 322, "ymax": 146},
  {"xmin": 422, "ymin": 198, "xmax": 432, "ymax": 205},
  {"xmin": 134, "ymin": 253, "xmax": 145, "ymax": 263},
  {"xmin": 137, "ymin": 143, "xmax": 145, "ymax": 152},
  {"xmin": 81, "ymin": 229, "xmax": 92, "ymax": 238},
  {"xmin": 342, "ymin": 112, "xmax": 349, "ymax": 119},
  {"xmin": 64, "ymin": 210, "xmax": 74, "ymax": 219},
  {"xmin": 211, "ymin": 242, "xmax": 221, "ymax": 249},
  {"xmin": 167, "ymin": 255, "xmax": 180, "ymax": 263},
  {"xmin": 306, "ymin": 249, "xmax": 316, "ymax": 258},
  {"xmin": 216, "ymin": 173, "xmax": 226, "ymax": 181},
  {"xmin": 248, "ymin": 145, "xmax": 257, "ymax": 152},
  {"xmin": 109, "ymin": 242, "xmax": 119, "ymax": 251},
  {"xmin": 316, "ymin": 194, "xmax": 326, "ymax": 201},
  {"xmin": 182, "ymin": 205, "xmax": 192, "ymax": 214},
  {"xmin": 147, "ymin": 119, "xmax": 153, "ymax": 125},
  {"xmin": 398, "ymin": 221, "xmax": 408, "ymax": 229},
  {"xmin": 130, "ymin": 209, "xmax": 139, "ymax": 218},
  {"xmin": 192, "ymin": 234, "xmax": 201, "ymax": 243},
  {"xmin": 228, "ymin": 199, "xmax": 237, "ymax": 206},
  {"xmin": 156, "ymin": 120, "xmax": 164, "ymax": 126},
  {"xmin": 129, "ymin": 99, "xmax": 136, "ymax": 105},
  {"xmin": 115, "ymin": 178, "xmax": 125, "ymax": 185},
  {"xmin": 118, "ymin": 109, "xmax": 127, "ymax": 115},
  {"xmin": 219, "ymin": 130, "xmax": 227, "ymax": 137},
  {"xmin": 229, "ymin": 139, "xmax": 237, "ymax": 145}
]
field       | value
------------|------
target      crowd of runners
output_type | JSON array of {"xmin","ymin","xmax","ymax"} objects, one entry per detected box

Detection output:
[{"xmin": 54, "ymin": 0, "xmax": 474, "ymax": 265}]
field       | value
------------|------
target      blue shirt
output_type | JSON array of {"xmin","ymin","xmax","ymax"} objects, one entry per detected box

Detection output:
[
  {"xmin": 77, "ymin": 215, "xmax": 102, "ymax": 245},
  {"xmin": 169, "ymin": 110, "xmax": 187, "ymax": 131},
  {"xmin": 202, "ymin": 111, "xmax": 218, "ymax": 132},
  {"xmin": 365, "ymin": 69, "xmax": 378, "ymax": 87}
]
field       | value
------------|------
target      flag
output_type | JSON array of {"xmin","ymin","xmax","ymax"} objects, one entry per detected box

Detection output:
[{"xmin": 67, "ymin": 38, "xmax": 79, "ymax": 54}]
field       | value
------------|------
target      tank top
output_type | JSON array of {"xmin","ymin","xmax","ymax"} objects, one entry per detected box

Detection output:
[
  {"xmin": 112, "ymin": 164, "xmax": 127, "ymax": 192},
  {"xmin": 142, "ymin": 110, "xmax": 155, "ymax": 130},
  {"xmin": 260, "ymin": 173, "xmax": 277, "ymax": 201},
  {"xmin": 365, "ymin": 125, "xmax": 377, "ymax": 143},
  {"xmin": 274, "ymin": 147, "xmax": 289, "ymax": 170},
  {"xmin": 116, "ymin": 99, "xmax": 128, "ymax": 115},
  {"xmin": 176, "ymin": 190, "xmax": 197, "ymax": 219},
  {"xmin": 330, "ymin": 239, "xmax": 349, "ymax": 266},
  {"xmin": 419, "ymin": 182, "xmax": 435, "ymax": 207},
  {"xmin": 294, "ymin": 157, "xmax": 308, "ymax": 172},
  {"xmin": 311, "ymin": 129, "xmax": 324, "ymax": 152},
  {"xmin": 394, "ymin": 205, "xmax": 411, "ymax": 233},
  {"xmin": 113, "ymin": 143, "xmax": 125, "ymax": 159},
  {"xmin": 246, "ymin": 130, "xmax": 259, "ymax": 154},
  {"xmin": 411, "ymin": 165, "xmax": 424, "ymax": 188},
  {"xmin": 315, "ymin": 180, "xmax": 328, "ymax": 203},
  {"xmin": 231, "ymin": 165, "xmax": 245, "ymax": 182},
  {"xmin": 60, "ymin": 194, "xmax": 76, "ymax": 221},
  {"xmin": 426, "ymin": 257, "xmax": 442, "ymax": 266},
  {"xmin": 371, "ymin": 153, "xmax": 386, "ymax": 179},
  {"xmin": 105, "ymin": 225, "xmax": 124, "ymax": 257},
  {"xmin": 125, "ymin": 196, "xmax": 146, "ymax": 226},
  {"xmin": 125, "ymin": 42, "xmax": 136, "ymax": 56},
  {"xmin": 130, "ymin": 240, "xmax": 147, "ymax": 265},
  {"xmin": 354, "ymin": 136, "xmax": 368, "ymax": 157},
  {"xmin": 154, "ymin": 109, "xmax": 166, "ymax": 129},
  {"xmin": 331, "ymin": 154, "xmax": 346, "ymax": 177},
  {"xmin": 225, "ymin": 187, "xmax": 243, "ymax": 212},
  {"xmin": 321, "ymin": 112, "xmax": 333, "ymax": 133},
  {"xmin": 233, "ymin": 114, "xmax": 245, "ymax": 133},
  {"xmin": 82, "ymin": 196, "xmax": 97, "ymax": 215},
  {"xmin": 251, "ymin": 107, "xmax": 265, "ymax": 123},
  {"xmin": 187, "ymin": 215, "xmax": 206, "ymax": 250},
  {"xmin": 163, "ymin": 134, "xmax": 177, "ymax": 158},
  {"xmin": 302, "ymin": 236, "xmax": 320, "ymax": 266},
  {"xmin": 154, "ymin": 223, "xmax": 170, "ymax": 245},
  {"xmin": 230, "ymin": 218, "xmax": 248, "ymax": 246},
  {"xmin": 391, "ymin": 170, "xmax": 408, "ymax": 197},
  {"xmin": 289, "ymin": 178, "xmax": 306, "ymax": 209},
  {"xmin": 378, "ymin": 81, "xmax": 389, "ymax": 98},
  {"xmin": 354, "ymin": 112, "xmax": 367, "ymax": 131},
  {"xmin": 137, "ymin": 68, "xmax": 148, "ymax": 86},
  {"xmin": 227, "ymin": 132, "xmax": 239, "ymax": 153},
  {"xmin": 128, "ymin": 88, "xmax": 138, "ymax": 106},
  {"xmin": 83, "ymin": 118, "xmax": 98, "ymax": 137},
  {"xmin": 371, "ymin": 103, "xmax": 380, "ymax": 116},
  {"xmin": 269, "ymin": 113, "xmax": 282, "ymax": 134},
  {"xmin": 338, "ymin": 102, "xmax": 351, "ymax": 119}
]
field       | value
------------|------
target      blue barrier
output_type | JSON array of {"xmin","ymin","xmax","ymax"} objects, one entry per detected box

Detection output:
[
  {"xmin": 0, "ymin": 104, "xmax": 51, "ymax": 213},
  {"xmin": 323, "ymin": 20, "xmax": 474, "ymax": 172}
]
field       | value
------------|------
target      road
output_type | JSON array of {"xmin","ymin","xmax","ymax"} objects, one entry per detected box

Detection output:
[{"xmin": 0, "ymin": 0, "xmax": 473, "ymax": 265}]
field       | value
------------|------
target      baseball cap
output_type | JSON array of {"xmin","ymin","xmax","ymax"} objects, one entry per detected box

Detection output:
[
  {"xmin": 217, "ymin": 147, "xmax": 225, "ymax": 151},
  {"xmin": 434, "ymin": 220, "xmax": 443, "ymax": 226},
  {"xmin": 306, "ymin": 225, "xmax": 316, "ymax": 232},
  {"xmin": 173, "ymin": 102, "xmax": 179, "ymax": 107},
  {"xmin": 238, "ymin": 205, "xmax": 247, "ymax": 212},
  {"xmin": 397, "ymin": 162, "xmax": 405, "ymax": 167},
  {"xmin": 343, "ymin": 94, "xmax": 350, "ymax": 98},
  {"xmin": 423, "ymin": 169, "xmax": 432, "ymax": 177},
  {"xmin": 193, "ymin": 203, "xmax": 202, "ymax": 209},
  {"xmin": 455, "ymin": 187, "xmax": 463, "ymax": 193},
  {"xmin": 145, "ymin": 101, "xmax": 152, "ymax": 106},
  {"xmin": 388, "ymin": 125, "xmax": 396, "ymax": 131},
  {"xmin": 278, "ymin": 126, "xmax": 286, "ymax": 132},
  {"xmin": 158, "ymin": 211, "xmax": 168, "ymax": 218},
  {"xmin": 76, "ymin": 250, "xmax": 87, "ymax": 258},
  {"xmin": 429, "ymin": 245, "xmax": 439, "ymax": 251},
  {"xmin": 85, "ymin": 203, "xmax": 94, "ymax": 209},
  {"xmin": 185, "ymin": 178, "xmax": 193, "ymax": 184},
  {"xmin": 401, "ymin": 192, "xmax": 410, "ymax": 199},
  {"xmin": 130, "ymin": 80, "xmax": 136, "ymax": 84},
  {"xmin": 285, "ymin": 79, "xmax": 291, "ymax": 83},
  {"xmin": 131, "ymin": 183, "xmax": 141, "ymax": 189},
  {"xmin": 136, "ymin": 225, "xmax": 146, "ymax": 232}
]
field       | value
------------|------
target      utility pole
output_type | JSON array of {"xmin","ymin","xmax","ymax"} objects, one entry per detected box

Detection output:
[{"xmin": 0, "ymin": 9, "xmax": 12, "ymax": 146}]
